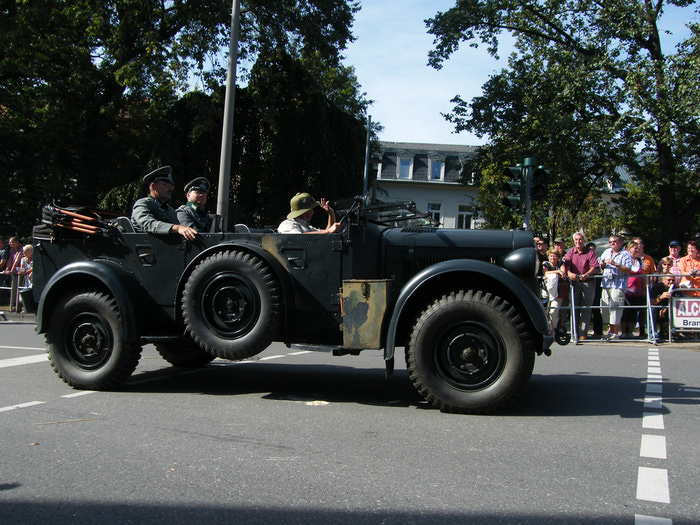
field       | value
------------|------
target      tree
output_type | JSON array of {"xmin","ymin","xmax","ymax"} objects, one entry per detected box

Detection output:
[
  {"xmin": 0, "ymin": 0, "xmax": 366, "ymax": 238},
  {"xmin": 426, "ymin": 0, "xmax": 700, "ymax": 253},
  {"xmin": 232, "ymin": 49, "xmax": 367, "ymax": 228}
]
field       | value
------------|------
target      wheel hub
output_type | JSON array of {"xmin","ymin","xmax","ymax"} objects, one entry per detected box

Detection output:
[
  {"xmin": 451, "ymin": 334, "xmax": 488, "ymax": 374},
  {"xmin": 201, "ymin": 273, "xmax": 260, "ymax": 337},
  {"xmin": 66, "ymin": 315, "xmax": 112, "ymax": 368},
  {"xmin": 435, "ymin": 322, "xmax": 504, "ymax": 390}
]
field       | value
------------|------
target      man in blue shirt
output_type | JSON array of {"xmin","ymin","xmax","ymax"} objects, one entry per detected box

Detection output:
[{"xmin": 598, "ymin": 235, "xmax": 632, "ymax": 340}]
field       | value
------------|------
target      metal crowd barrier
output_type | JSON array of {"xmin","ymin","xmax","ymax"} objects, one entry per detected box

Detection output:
[
  {"xmin": 0, "ymin": 273, "xmax": 29, "ymax": 315},
  {"xmin": 540, "ymin": 272, "xmax": 700, "ymax": 345}
]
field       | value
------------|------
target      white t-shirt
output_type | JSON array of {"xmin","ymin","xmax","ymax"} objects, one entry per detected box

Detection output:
[{"xmin": 277, "ymin": 218, "xmax": 319, "ymax": 234}]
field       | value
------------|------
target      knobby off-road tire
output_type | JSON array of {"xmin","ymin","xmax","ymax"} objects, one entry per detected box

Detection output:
[
  {"xmin": 406, "ymin": 290, "xmax": 535, "ymax": 414},
  {"xmin": 46, "ymin": 290, "xmax": 141, "ymax": 390},
  {"xmin": 155, "ymin": 335, "xmax": 215, "ymax": 367},
  {"xmin": 182, "ymin": 251, "xmax": 282, "ymax": 360}
]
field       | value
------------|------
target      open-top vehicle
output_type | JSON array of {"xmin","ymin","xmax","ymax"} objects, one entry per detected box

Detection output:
[{"xmin": 29, "ymin": 197, "xmax": 553, "ymax": 414}]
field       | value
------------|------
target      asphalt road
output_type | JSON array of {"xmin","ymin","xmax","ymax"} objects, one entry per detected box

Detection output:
[{"xmin": 1, "ymin": 318, "xmax": 698, "ymax": 524}]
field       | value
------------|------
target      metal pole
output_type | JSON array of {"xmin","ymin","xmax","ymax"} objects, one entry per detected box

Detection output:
[
  {"xmin": 362, "ymin": 115, "xmax": 372, "ymax": 196},
  {"xmin": 216, "ymin": 0, "xmax": 241, "ymax": 231},
  {"xmin": 523, "ymin": 157, "xmax": 535, "ymax": 230}
]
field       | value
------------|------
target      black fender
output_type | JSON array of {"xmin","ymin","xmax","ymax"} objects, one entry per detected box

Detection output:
[
  {"xmin": 384, "ymin": 259, "xmax": 553, "ymax": 361},
  {"xmin": 177, "ymin": 239, "xmax": 295, "ymax": 325},
  {"xmin": 35, "ymin": 260, "xmax": 140, "ymax": 343}
]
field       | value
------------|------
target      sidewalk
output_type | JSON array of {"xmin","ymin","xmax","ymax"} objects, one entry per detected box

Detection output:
[{"xmin": 0, "ymin": 308, "xmax": 35, "ymax": 323}]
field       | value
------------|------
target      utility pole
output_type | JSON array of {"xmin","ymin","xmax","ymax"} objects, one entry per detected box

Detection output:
[
  {"xmin": 216, "ymin": 0, "xmax": 241, "ymax": 231},
  {"xmin": 362, "ymin": 115, "xmax": 372, "ymax": 196}
]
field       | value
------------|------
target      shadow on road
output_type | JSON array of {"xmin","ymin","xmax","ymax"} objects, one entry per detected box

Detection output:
[
  {"xmin": 109, "ymin": 357, "xmax": 700, "ymax": 417},
  {"xmin": 0, "ymin": 499, "xmax": 658, "ymax": 525},
  {"xmin": 120, "ymin": 360, "xmax": 426, "ymax": 410}
]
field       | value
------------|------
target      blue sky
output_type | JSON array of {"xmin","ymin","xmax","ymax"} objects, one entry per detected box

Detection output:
[{"xmin": 342, "ymin": 1, "xmax": 696, "ymax": 147}]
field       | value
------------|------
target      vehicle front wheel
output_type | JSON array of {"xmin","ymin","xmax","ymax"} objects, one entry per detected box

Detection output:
[
  {"xmin": 46, "ymin": 291, "xmax": 141, "ymax": 390},
  {"xmin": 406, "ymin": 290, "xmax": 535, "ymax": 414}
]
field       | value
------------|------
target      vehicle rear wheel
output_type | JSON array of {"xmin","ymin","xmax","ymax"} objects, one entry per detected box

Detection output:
[
  {"xmin": 406, "ymin": 290, "xmax": 535, "ymax": 414},
  {"xmin": 46, "ymin": 290, "xmax": 141, "ymax": 390},
  {"xmin": 155, "ymin": 335, "xmax": 215, "ymax": 367},
  {"xmin": 182, "ymin": 251, "xmax": 282, "ymax": 360}
]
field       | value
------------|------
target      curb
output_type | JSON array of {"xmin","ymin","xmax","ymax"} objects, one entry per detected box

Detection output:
[{"xmin": 0, "ymin": 310, "xmax": 35, "ymax": 323}]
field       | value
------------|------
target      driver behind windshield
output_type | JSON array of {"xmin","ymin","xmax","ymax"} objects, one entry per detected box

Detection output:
[{"xmin": 277, "ymin": 192, "xmax": 341, "ymax": 234}]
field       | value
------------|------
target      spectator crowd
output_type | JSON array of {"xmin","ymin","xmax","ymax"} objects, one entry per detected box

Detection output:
[
  {"xmin": 0, "ymin": 235, "xmax": 34, "ymax": 311},
  {"xmin": 535, "ymin": 233, "xmax": 700, "ymax": 342}
]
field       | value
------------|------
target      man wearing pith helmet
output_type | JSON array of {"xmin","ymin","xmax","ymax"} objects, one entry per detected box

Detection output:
[
  {"xmin": 176, "ymin": 177, "xmax": 212, "ymax": 232},
  {"xmin": 277, "ymin": 192, "xmax": 341, "ymax": 234},
  {"xmin": 130, "ymin": 166, "xmax": 197, "ymax": 241}
]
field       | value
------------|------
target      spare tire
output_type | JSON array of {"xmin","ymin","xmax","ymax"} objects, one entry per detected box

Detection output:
[{"xmin": 182, "ymin": 251, "xmax": 282, "ymax": 360}]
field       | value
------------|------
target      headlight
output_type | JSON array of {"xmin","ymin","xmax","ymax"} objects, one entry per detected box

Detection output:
[{"xmin": 504, "ymin": 247, "xmax": 538, "ymax": 280}]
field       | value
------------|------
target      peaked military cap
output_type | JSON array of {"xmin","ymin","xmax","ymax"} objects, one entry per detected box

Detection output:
[
  {"xmin": 184, "ymin": 177, "xmax": 210, "ymax": 194},
  {"xmin": 143, "ymin": 166, "xmax": 174, "ymax": 186}
]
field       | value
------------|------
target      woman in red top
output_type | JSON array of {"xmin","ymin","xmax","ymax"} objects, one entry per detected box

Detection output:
[
  {"xmin": 679, "ymin": 240, "xmax": 700, "ymax": 297},
  {"xmin": 621, "ymin": 240, "xmax": 644, "ymax": 338}
]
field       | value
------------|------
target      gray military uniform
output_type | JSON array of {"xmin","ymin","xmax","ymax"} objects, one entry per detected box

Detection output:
[
  {"xmin": 131, "ymin": 196, "xmax": 179, "ymax": 234},
  {"xmin": 176, "ymin": 202, "xmax": 211, "ymax": 232}
]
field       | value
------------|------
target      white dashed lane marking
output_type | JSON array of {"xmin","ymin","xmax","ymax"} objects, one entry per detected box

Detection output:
[
  {"xmin": 635, "ymin": 348, "xmax": 672, "ymax": 513},
  {"xmin": 637, "ymin": 467, "xmax": 671, "ymax": 504},
  {"xmin": 642, "ymin": 412, "xmax": 665, "ymax": 430},
  {"xmin": 640, "ymin": 434, "xmax": 667, "ymax": 459},
  {"xmin": 0, "ymin": 354, "xmax": 47, "ymax": 368},
  {"xmin": 635, "ymin": 514, "xmax": 673, "ymax": 525},
  {"xmin": 0, "ymin": 401, "xmax": 46, "ymax": 413}
]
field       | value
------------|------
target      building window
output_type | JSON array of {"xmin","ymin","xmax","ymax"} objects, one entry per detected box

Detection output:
[
  {"xmin": 429, "ymin": 159, "xmax": 445, "ymax": 181},
  {"xmin": 457, "ymin": 205, "xmax": 472, "ymax": 229},
  {"xmin": 427, "ymin": 202, "xmax": 441, "ymax": 224},
  {"xmin": 398, "ymin": 156, "xmax": 413, "ymax": 180}
]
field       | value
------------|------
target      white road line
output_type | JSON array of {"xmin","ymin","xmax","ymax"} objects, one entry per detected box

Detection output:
[
  {"xmin": 640, "ymin": 434, "xmax": 667, "ymax": 459},
  {"xmin": 637, "ymin": 467, "xmax": 670, "ymax": 504},
  {"xmin": 635, "ymin": 514, "xmax": 672, "ymax": 525},
  {"xmin": 647, "ymin": 374, "xmax": 663, "ymax": 382},
  {"xmin": 61, "ymin": 391, "xmax": 96, "ymax": 398},
  {"xmin": 0, "ymin": 354, "xmax": 47, "ymax": 368},
  {"xmin": 683, "ymin": 387, "xmax": 700, "ymax": 393},
  {"xmin": 259, "ymin": 355, "xmax": 285, "ymax": 361},
  {"xmin": 642, "ymin": 412, "xmax": 665, "ymax": 430},
  {"xmin": 0, "ymin": 346, "xmax": 45, "ymax": 351},
  {"xmin": 643, "ymin": 396, "xmax": 663, "ymax": 409},
  {"xmin": 648, "ymin": 366, "xmax": 662, "ymax": 375},
  {"xmin": 288, "ymin": 351, "xmax": 313, "ymax": 356},
  {"xmin": 0, "ymin": 401, "xmax": 46, "ymax": 413},
  {"xmin": 646, "ymin": 383, "xmax": 663, "ymax": 394}
]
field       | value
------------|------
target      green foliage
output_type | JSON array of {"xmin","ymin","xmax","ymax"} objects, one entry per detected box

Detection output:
[
  {"xmin": 426, "ymin": 0, "xmax": 700, "ymax": 243},
  {"xmin": 235, "ymin": 49, "xmax": 367, "ymax": 229},
  {"xmin": 0, "ymin": 0, "xmax": 367, "ymax": 238}
]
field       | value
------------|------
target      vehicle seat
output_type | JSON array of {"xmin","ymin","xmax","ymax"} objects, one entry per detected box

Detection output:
[
  {"xmin": 114, "ymin": 216, "xmax": 135, "ymax": 233},
  {"xmin": 234, "ymin": 224, "xmax": 275, "ymax": 233}
]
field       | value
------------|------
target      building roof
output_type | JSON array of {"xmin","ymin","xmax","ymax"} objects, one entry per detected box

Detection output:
[{"xmin": 378, "ymin": 141, "xmax": 480, "ymax": 157}]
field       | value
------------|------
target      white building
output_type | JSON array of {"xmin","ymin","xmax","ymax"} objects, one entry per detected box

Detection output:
[{"xmin": 374, "ymin": 141, "xmax": 483, "ymax": 229}]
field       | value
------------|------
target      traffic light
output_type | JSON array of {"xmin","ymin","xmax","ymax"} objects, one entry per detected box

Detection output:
[
  {"xmin": 531, "ymin": 165, "xmax": 549, "ymax": 201},
  {"xmin": 501, "ymin": 165, "xmax": 523, "ymax": 211}
]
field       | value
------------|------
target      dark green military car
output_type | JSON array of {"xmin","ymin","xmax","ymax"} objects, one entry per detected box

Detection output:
[{"xmin": 30, "ymin": 198, "xmax": 553, "ymax": 414}]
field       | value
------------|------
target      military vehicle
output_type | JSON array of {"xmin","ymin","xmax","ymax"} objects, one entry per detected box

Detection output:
[{"xmin": 28, "ymin": 197, "xmax": 553, "ymax": 414}]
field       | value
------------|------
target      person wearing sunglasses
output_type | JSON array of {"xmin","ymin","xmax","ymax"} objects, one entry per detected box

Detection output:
[{"xmin": 598, "ymin": 235, "xmax": 633, "ymax": 340}]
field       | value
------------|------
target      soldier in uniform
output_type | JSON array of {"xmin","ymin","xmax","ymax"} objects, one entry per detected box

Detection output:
[
  {"xmin": 131, "ymin": 166, "xmax": 197, "ymax": 241},
  {"xmin": 176, "ymin": 177, "xmax": 212, "ymax": 232}
]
